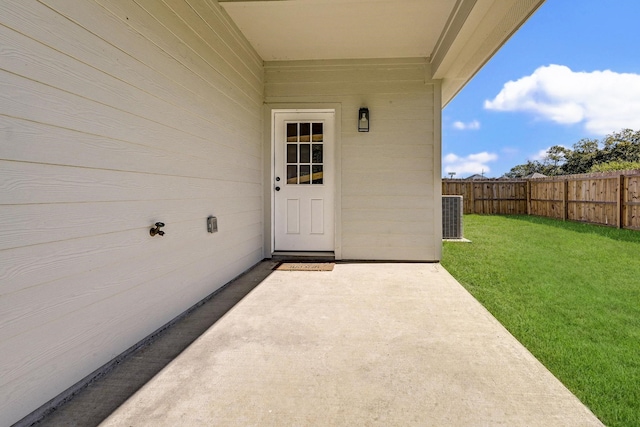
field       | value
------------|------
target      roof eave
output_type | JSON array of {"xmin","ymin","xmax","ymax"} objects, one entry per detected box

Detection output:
[{"xmin": 432, "ymin": 0, "xmax": 546, "ymax": 107}]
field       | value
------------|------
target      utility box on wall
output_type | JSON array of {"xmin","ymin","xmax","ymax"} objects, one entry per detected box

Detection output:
[
  {"xmin": 207, "ymin": 216, "xmax": 218, "ymax": 233},
  {"xmin": 442, "ymin": 196, "xmax": 463, "ymax": 239}
]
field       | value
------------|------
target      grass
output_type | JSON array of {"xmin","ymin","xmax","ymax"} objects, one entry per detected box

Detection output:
[{"xmin": 441, "ymin": 215, "xmax": 640, "ymax": 427}]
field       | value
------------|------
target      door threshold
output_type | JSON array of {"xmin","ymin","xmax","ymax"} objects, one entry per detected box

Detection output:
[{"xmin": 271, "ymin": 251, "xmax": 335, "ymax": 262}]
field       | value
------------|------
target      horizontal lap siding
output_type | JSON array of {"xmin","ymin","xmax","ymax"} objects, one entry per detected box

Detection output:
[
  {"xmin": 265, "ymin": 59, "xmax": 438, "ymax": 261},
  {"xmin": 0, "ymin": 0, "xmax": 263, "ymax": 424}
]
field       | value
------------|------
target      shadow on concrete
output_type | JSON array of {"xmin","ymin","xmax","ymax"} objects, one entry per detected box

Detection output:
[{"xmin": 32, "ymin": 261, "xmax": 276, "ymax": 427}]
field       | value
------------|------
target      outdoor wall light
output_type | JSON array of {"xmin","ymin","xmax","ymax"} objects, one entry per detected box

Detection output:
[{"xmin": 358, "ymin": 107, "xmax": 369, "ymax": 132}]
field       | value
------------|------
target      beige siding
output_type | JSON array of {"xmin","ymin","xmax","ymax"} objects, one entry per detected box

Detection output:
[
  {"xmin": 265, "ymin": 58, "xmax": 441, "ymax": 261},
  {"xmin": 0, "ymin": 0, "xmax": 263, "ymax": 424}
]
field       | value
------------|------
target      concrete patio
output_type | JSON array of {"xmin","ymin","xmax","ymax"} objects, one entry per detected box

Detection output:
[{"xmin": 37, "ymin": 262, "xmax": 602, "ymax": 426}]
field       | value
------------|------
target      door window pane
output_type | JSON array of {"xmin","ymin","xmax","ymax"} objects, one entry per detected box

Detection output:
[
  {"xmin": 287, "ymin": 144, "xmax": 297, "ymax": 164},
  {"xmin": 300, "ymin": 123, "xmax": 311, "ymax": 142},
  {"xmin": 312, "ymin": 123, "xmax": 323, "ymax": 142},
  {"xmin": 312, "ymin": 165, "xmax": 323, "ymax": 184},
  {"xmin": 299, "ymin": 165, "xmax": 311, "ymax": 184},
  {"xmin": 284, "ymin": 122, "xmax": 326, "ymax": 185},
  {"xmin": 312, "ymin": 144, "xmax": 323, "ymax": 163},
  {"xmin": 300, "ymin": 144, "xmax": 311, "ymax": 163},
  {"xmin": 287, "ymin": 123, "xmax": 298, "ymax": 142},
  {"xmin": 287, "ymin": 165, "xmax": 298, "ymax": 184}
]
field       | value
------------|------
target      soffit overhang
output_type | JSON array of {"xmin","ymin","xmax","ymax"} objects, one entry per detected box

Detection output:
[{"xmin": 219, "ymin": 0, "xmax": 545, "ymax": 106}]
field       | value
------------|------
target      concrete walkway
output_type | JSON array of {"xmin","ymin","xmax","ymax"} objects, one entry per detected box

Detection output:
[{"xmin": 94, "ymin": 262, "xmax": 601, "ymax": 426}]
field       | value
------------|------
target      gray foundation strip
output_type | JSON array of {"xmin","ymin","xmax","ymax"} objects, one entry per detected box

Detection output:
[{"xmin": 16, "ymin": 261, "xmax": 274, "ymax": 427}]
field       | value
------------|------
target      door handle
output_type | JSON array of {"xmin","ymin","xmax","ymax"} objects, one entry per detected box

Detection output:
[
  {"xmin": 275, "ymin": 186, "xmax": 281, "ymax": 191},
  {"xmin": 276, "ymin": 177, "xmax": 281, "ymax": 182}
]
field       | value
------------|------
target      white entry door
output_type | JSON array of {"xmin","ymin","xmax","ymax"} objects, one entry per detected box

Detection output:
[{"xmin": 273, "ymin": 111, "xmax": 335, "ymax": 251}]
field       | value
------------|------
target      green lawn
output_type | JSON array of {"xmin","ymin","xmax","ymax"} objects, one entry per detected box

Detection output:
[{"xmin": 441, "ymin": 215, "xmax": 640, "ymax": 427}]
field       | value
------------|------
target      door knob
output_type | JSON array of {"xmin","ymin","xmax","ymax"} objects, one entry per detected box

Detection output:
[
  {"xmin": 276, "ymin": 177, "xmax": 281, "ymax": 182},
  {"xmin": 275, "ymin": 186, "xmax": 281, "ymax": 191}
]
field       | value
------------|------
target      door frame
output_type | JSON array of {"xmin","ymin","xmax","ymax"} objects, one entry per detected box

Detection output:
[{"xmin": 264, "ymin": 105, "xmax": 342, "ymax": 259}]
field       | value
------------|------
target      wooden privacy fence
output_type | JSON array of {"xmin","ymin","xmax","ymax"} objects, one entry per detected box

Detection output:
[
  {"xmin": 442, "ymin": 172, "xmax": 640, "ymax": 229},
  {"xmin": 442, "ymin": 179, "xmax": 528, "ymax": 215}
]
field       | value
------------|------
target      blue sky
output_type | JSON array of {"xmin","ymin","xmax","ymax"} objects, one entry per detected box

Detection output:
[{"xmin": 442, "ymin": 0, "xmax": 640, "ymax": 178}]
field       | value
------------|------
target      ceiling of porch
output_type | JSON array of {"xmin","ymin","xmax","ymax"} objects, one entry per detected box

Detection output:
[
  {"xmin": 219, "ymin": 0, "xmax": 545, "ymax": 105},
  {"xmin": 219, "ymin": 0, "xmax": 455, "ymax": 61}
]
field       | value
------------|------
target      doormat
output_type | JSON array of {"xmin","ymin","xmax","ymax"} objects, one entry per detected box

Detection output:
[{"xmin": 273, "ymin": 262, "xmax": 334, "ymax": 271}]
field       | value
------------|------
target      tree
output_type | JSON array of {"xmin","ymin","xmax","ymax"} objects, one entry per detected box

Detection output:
[
  {"xmin": 504, "ymin": 160, "xmax": 546, "ymax": 178},
  {"xmin": 563, "ymin": 138, "xmax": 600, "ymax": 174},
  {"xmin": 590, "ymin": 161, "xmax": 640, "ymax": 173},
  {"xmin": 504, "ymin": 129, "xmax": 640, "ymax": 177},
  {"xmin": 542, "ymin": 145, "xmax": 569, "ymax": 175},
  {"xmin": 601, "ymin": 129, "xmax": 640, "ymax": 163},
  {"xmin": 544, "ymin": 145, "xmax": 568, "ymax": 166}
]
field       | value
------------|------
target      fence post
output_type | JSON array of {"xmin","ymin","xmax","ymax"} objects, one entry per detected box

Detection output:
[
  {"xmin": 563, "ymin": 179, "xmax": 569, "ymax": 221},
  {"xmin": 617, "ymin": 174, "xmax": 625, "ymax": 229},
  {"xmin": 526, "ymin": 180, "xmax": 531, "ymax": 215},
  {"xmin": 469, "ymin": 182, "xmax": 475, "ymax": 214}
]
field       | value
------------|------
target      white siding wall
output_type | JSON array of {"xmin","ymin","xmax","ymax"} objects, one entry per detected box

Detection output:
[
  {"xmin": 0, "ymin": 0, "xmax": 264, "ymax": 424},
  {"xmin": 265, "ymin": 59, "xmax": 441, "ymax": 261}
]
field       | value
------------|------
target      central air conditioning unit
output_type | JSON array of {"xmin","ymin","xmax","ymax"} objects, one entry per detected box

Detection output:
[{"xmin": 442, "ymin": 195, "xmax": 463, "ymax": 239}]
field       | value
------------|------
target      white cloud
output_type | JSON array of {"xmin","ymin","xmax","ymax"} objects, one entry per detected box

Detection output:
[
  {"xmin": 531, "ymin": 148, "xmax": 550, "ymax": 161},
  {"xmin": 484, "ymin": 64, "xmax": 640, "ymax": 135},
  {"xmin": 443, "ymin": 152, "xmax": 498, "ymax": 176},
  {"xmin": 452, "ymin": 120, "xmax": 480, "ymax": 130},
  {"xmin": 501, "ymin": 147, "xmax": 519, "ymax": 155}
]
